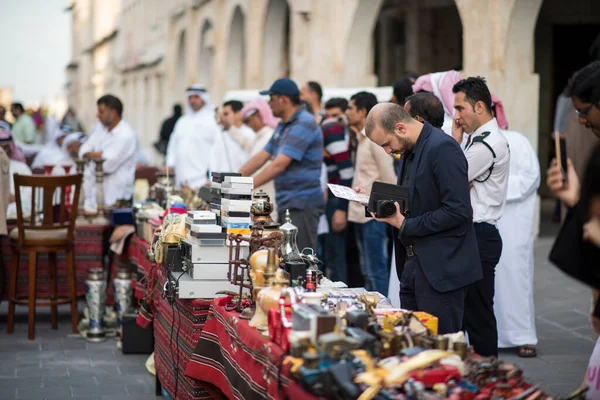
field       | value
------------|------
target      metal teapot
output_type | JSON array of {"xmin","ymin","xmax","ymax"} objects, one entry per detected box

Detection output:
[
  {"xmin": 250, "ymin": 190, "xmax": 274, "ymax": 217},
  {"xmin": 279, "ymin": 210, "xmax": 302, "ymax": 262}
]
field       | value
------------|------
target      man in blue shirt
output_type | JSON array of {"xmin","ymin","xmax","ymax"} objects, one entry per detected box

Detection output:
[{"xmin": 240, "ymin": 78, "xmax": 325, "ymax": 251}]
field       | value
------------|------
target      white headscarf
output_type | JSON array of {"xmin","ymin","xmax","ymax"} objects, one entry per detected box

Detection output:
[{"xmin": 185, "ymin": 84, "xmax": 214, "ymax": 116}]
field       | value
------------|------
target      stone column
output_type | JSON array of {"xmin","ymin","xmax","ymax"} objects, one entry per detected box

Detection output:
[{"xmin": 405, "ymin": 4, "xmax": 420, "ymax": 74}]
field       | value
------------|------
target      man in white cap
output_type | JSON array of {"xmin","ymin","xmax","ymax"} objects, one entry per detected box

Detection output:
[{"xmin": 166, "ymin": 84, "xmax": 220, "ymax": 188}]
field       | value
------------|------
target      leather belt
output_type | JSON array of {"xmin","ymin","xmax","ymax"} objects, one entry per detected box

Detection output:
[{"xmin": 406, "ymin": 245, "xmax": 416, "ymax": 257}]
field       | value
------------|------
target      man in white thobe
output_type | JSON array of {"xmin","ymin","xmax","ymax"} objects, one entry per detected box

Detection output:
[
  {"xmin": 166, "ymin": 85, "xmax": 221, "ymax": 188},
  {"xmin": 79, "ymin": 95, "xmax": 137, "ymax": 211},
  {"xmin": 494, "ymin": 129, "xmax": 540, "ymax": 357},
  {"xmin": 208, "ymin": 100, "xmax": 252, "ymax": 176}
]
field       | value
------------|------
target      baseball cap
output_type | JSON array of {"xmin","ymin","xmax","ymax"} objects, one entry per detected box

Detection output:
[{"xmin": 259, "ymin": 78, "xmax": 300, "ymax": 97}]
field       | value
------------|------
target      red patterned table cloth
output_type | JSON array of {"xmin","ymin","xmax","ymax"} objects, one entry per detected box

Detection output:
[
  {"xmin": 186, "ymin": 302, "xmax": 317, "ymax": 400},
  {"xmin": 131, "ymin": 235, "xmax": 214, "ymax": 400},
  {"xmin": 2, "ymin": 223, "xmax": 110, "ymax": 299}
]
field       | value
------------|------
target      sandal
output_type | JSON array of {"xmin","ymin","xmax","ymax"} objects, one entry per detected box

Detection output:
[{"xmin": 518, "ymin": 345, "xmax": 537, "ymax": 358}]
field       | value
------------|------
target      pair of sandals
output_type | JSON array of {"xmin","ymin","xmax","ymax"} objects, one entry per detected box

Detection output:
[{"xmin": 518, "ymin": 344, "xmax": 537, "ymax": 358}]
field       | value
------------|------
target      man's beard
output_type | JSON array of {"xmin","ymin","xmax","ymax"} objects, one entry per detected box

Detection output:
[{"xmin": 391, "ymin": 134, "xmax": 413, "ymax": 155}]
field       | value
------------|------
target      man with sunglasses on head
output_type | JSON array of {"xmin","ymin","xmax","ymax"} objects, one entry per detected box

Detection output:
[
  {"xmin": 451, "ymin": 77, "xmax": 510, "ymax": 358},
  {"xmin": 239, "ymin": 78, "xmax": 325, "ymax": 252}
]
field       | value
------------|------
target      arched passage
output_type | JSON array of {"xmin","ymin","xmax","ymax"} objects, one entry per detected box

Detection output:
[
  {"xmin": 198, "ymin": 20, "xmax": 214, "ymax": 87},
  {"xmin": 372, "ymin": 0, "xmax": 463, "ymax": 85},
  {"xmin": 226, "ymin": 7, "xmax": 246, "ymax": 90},
  {"xmin": 262, "ymin": 0, "xmax": 290, "ymax": 85},
  {"xmin": 344, "ymin": 0, "xmax": 383, "ymax": 87}
]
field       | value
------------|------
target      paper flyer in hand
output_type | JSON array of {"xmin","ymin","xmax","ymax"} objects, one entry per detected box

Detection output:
[{"xmin": 327, "ymin": 184, "xmax": 369, "ymax": 206}]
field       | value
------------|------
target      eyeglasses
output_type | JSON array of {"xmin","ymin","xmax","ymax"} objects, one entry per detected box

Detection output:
[{"xmin": 575, "ymin": 103, "xmax": 595, "ymax": 117}]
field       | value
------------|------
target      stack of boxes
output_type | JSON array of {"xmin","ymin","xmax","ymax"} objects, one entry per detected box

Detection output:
[
  {"xmin": 220, "ymin": 175, "xmax": 253, "ymax": 236},
  {"xmin": 179, "ymin": 210, "xmax": 235, "ymax": 298},
  {"xmin": 177, "ymin": 173, "xmax": 253, "ymax": 299}
]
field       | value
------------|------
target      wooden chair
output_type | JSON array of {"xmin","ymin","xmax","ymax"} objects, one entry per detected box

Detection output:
[{"xmin": 6, "ymin": 173, "xmax": 82, "ymax": 340}]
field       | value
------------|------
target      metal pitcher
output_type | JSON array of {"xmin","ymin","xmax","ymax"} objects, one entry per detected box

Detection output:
[
  {"xmin": 84, "ymin": 268, "xmax": 107, "ymax": 342},
  {"xmin": 278, "ymin": 210, "xmax": 302, "ymax": 262},
  {"xmin": 113, "ymin": 269, "xmax": 132, "ymax": 332}
]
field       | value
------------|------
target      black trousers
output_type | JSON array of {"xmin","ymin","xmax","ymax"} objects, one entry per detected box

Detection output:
[
  {"xmin": 463, "ymin": 224, "xmax": 503, "ymax": 357},
  {"xmin": 400, "ymin": 255, "xmax": 466, "ymax": 334}
]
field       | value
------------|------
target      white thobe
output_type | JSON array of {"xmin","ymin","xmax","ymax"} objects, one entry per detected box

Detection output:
[
  {"xmin": 208, "ymin": 130, "xmax": 250, "ymax": 175},
  {"xmin": 79, "ymin": 120, "xmax": 137, "ymax": 210},
  {"xmin": 7, "ymin": 160, "xmax": 32, "ymax": 219},
  {"xmin": 166, "ymin": 107, "xmax": 220, "ymax": 188},
  {"xmin": 495, "ymin": 129, "xmax": 540, "ymax": 347}
]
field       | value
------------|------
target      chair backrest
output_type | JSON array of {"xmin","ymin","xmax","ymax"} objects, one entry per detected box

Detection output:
[{"xmin": 13, "ymin": 173, "xmax": 82, "ymax": 244}]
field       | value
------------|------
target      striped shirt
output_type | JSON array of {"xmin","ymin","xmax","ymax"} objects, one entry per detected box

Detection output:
[
  {"xmin": 321, "ymin": 116, "xmax": 354, "ymax": 211},
  {"xmin": 264, "ymin": 108, "xmax": 325, "ymax": 211}
]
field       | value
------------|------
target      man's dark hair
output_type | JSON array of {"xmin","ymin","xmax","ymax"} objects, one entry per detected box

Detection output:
[
  {"xmin": 393, "ymin": 78, "xmax": 414, "ymax": 105},
  {"xmin": 350, "ymin": 91, "xmax": 378, "ymax": 115},
  {"xmin": 223, "ymin": 100, "xmax": 244, "ymax": 112},
  {"xmin": 97, "ymin": 95, "xmax": 123, "ymax": 117},
  {"xmin": 300, "ymin": 100, "xmax": 313, "ymax": 114},
  {"xmin": 11, "ymin": 103, "xmax": 24, "ymax": 114},
  {"xmin": 307, "ymin": 81, "xmax": 323, "ymax": 101},
  {"xmin": 324, "ymin": 97, "xmax": 348, "ymax": 112},
  {"xmin": 566, "ymin": 61, "xmax": 600, "ymax": 105},
  {"xmin": 405, "ymin": 93, "xmax": 444, "ymax": 129},
  {"xmin": 365, "ymin": 103, "xmax": 412, "ymax": 137},
  {"xmin": 452, "ymin": 76, "xmax": 492, "ymax": 114}
]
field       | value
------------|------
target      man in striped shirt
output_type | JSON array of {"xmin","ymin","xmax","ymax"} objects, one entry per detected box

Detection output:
[
  {"xmin": 320, "ymin": 98, "xmax": 354, "ymax": 284},
  {"xmin": 240, "ymin": 78, "xmax": 325, "ymax": 252}
]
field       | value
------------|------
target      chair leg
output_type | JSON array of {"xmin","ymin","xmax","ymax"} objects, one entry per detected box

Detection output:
[
  {"xmin": 28, "ymin": 251, "xmax": 37, "ymax": 340},
  {"xmin": 48, "ymin": 252, "xmax": 58, "ymax": 329},
  {"xmin": 7, "ymin": 248, "xmax": 19, "ymax": 334},
  {"xmin": 66, "ymin": 249, "xmax": 78, "ymax": 334}
]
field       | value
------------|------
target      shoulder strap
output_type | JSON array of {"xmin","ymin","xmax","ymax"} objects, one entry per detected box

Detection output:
[{"xmin": 467, "ymin": 131, "xmax": 496, "ymax": 159}]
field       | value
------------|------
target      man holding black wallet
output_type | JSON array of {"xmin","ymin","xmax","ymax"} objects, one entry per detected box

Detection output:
[{"xmin": 363, "ymin": 103, "xmax": 481, "ymax": 334}]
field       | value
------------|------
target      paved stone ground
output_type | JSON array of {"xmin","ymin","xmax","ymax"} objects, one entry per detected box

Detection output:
[
  {"xmin": 0, "ymin": 301, "xmax": 160, "ymax": 400},
  {"xmin": 0, "ymin": 206, "xmax": 594, "ymax": 399}
]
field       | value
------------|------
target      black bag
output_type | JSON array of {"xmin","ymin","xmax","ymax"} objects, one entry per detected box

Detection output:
[{"xmin": 549, "ymin": 203, "xmax": 600, "ymax": 289}]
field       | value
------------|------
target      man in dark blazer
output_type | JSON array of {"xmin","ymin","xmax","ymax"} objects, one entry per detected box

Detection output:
[{"xmin": 363, "ymin": 103, "xmax": 482, "ymax": 334}]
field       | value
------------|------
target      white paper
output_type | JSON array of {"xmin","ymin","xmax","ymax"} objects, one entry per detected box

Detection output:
[{"xmin": 327, "ymin": 183, "xmax": 369, "ymax": 206}]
